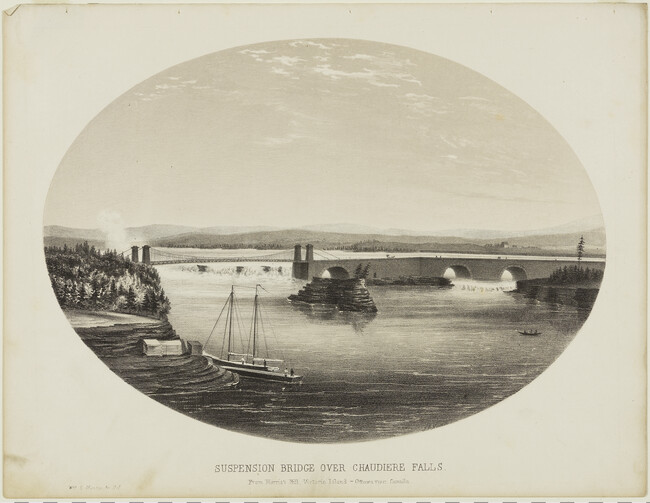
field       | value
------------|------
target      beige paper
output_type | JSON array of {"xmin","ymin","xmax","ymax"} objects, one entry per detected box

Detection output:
[{"xmin": 3, "ymin": 3, "xmax": 647, "ymax": 498}]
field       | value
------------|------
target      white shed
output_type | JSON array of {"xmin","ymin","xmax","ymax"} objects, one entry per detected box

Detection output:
[
  {"xmin": 141, "ymin": 339, "xmax": 163, "ymax": 356},
  {"xmin": 160, "ymin": 340, "xmax": 184, "ymax": 356}
]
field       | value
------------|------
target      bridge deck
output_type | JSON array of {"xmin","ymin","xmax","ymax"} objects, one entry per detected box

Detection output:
[{"xmin": 150, "ymin": 258, "xmax": 289, "ymax": 265}]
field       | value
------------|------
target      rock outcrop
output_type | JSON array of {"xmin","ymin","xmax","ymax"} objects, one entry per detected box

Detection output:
[{"xmin": 289, "ymin": 278, "xmax": 378, "ymax": 313}]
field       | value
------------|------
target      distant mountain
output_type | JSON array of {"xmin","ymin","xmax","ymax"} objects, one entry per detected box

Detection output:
[
  {"xmin": 200, "ymin": 225, "xmax": 280, "ymax": 235},
  {"xmin": 151, "ymin": 228, "xmax": 479, "ymax": 248},
  {"xmin": 425, "ymin": 215, "xmax": 605, "ymax": 240},
  {"xmin": 298, "ymin": 223, "xmax": 386, "ymax": 235},
  {"xmin": 526, "ymin": 214, "xmax": 604, "ymax": 236},
  {"xmin": 151, "ymin": 227, "xmax": 605, "ymax": 256},
  {"xmin": 125, "ymin": 224, "xmax": 198, "ymax": 241},
  {"xmin": 43, "ymin": 225, "xmax": 105, "ymax": 240},
  {"xmin": 43, "ymin": 217, "xmax": 606, "ymax": 256},
  {"xmin": 297, "ymin": 215, "xmax": 605, "ymax": 239}
]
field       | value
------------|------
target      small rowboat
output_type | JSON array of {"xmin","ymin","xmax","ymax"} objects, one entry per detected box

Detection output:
[{"xmin": 518, "ymin": 329, "xmax": 541, "ymax": 336}]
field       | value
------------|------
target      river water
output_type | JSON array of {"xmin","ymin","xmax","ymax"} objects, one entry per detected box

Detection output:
[{"xmin": 153, "ymin": 255, "xmax": 591, "ymax": 443}]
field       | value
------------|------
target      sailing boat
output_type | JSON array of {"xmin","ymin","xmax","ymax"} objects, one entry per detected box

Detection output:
[{"xmin": 203, "ymin": 285, "xmax": 303, "ymax": 384}]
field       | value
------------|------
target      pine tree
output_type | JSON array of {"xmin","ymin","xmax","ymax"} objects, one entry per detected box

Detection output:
[
  {"xmin": 109, "ymin": 278, "xmax": 118, "ymax": 302},
  {"xmin": 577, "ymin": 235, "xmax": 585, "ymax": 262},
  {"xmin": 126, "ymin": 286, "xmax": 137, "ymax": 310},
  {"xmin": 149, "ymin": 288, "xmax": 160, "ymax": 314}
]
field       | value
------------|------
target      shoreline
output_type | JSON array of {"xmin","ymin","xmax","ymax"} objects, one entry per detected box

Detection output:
[
  {"xmin": 65, "ymin": 309, "xmax": 239, "ymax": 393},
  {"xmin": 512, "ymin": 279, "xmax": 601, "ymax": 309},
  {"xmin": 64, "ymin": 309, "xmax": 161, "ymax": 328}
]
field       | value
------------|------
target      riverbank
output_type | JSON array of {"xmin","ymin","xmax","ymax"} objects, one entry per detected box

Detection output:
[
  {"xmin": 65, "ymin": 310, "xmax": 161, "ymax": 328},
  {"xmin": 66, "ymin": 310, "xmax": 238, "ymax": 395},
  {"xmin": 512, "ymin": 279, "xmax": 601, "ymax": 309}
]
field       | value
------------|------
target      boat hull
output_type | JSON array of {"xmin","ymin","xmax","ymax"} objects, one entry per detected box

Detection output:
[{"xmin": 204, "ymin": 353, "xmax": 302, "ymax": 384}]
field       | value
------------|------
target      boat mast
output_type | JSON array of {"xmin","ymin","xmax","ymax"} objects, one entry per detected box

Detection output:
[
  {"xmin": 227, "ymin": 285, "xmax": 234, "ymax": 357},
  {"xmin": 252, "ymin": 285, "xmax": 259, "ymax": 359}
]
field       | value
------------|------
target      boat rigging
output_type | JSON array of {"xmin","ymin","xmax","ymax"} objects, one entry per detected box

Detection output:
[{"xmin": 203, "ymin": 285, "xmax": 303, "ymax": 384}]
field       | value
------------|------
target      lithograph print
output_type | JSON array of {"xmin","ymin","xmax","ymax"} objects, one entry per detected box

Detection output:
[
  {"xmin": 43, "ymin": 37, "xmax": 606, "ymax": 442},
  {"xmin": 4, "ymin": 3, "xmax": 646, "ymax": 498}
]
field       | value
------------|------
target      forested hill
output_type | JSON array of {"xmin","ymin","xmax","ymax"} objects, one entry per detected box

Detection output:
[
  {"xmin": 45, "ymin": 242, "xmax": 170, "ymax": 318},
  {"xmin": 43, "ymin": 225, "xmax": 607, "ymax": 257},
  {"xmin": 150, "ymin": 228, "xmax": 606, "ymax": 257}
]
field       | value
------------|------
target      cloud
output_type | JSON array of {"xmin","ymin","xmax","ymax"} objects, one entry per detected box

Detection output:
[
  {"xmin": 271, "ymin": 55, "xmax": 304, "ymax": 66},
  {"xmin": 239, "ymin": 48, "xmax": 275, "ymax": 63},
  {"xmin": 155, "ymin": 83, "xmax": 183, "ymax": 90},
  {"xmin": 344, "ymin": 53, "xmax": 376, "ymax": 61},
  {"xmin": 271, "ymin": 67, "xmax": 294, "ymax": 77},
  {"xmin": 136, "ymin": 77, "xmax": 203, "ymax": 101},
  {"xmin": 444, "ymin": 188, "xmax": 570, "ymax": 205},
  {"xmin": 403, "ymin": 93, "xmax": 449, "ymax": 115},
  {"xmin": 459, "ymin": 96, "xmax": 500, "ymax": 114},
  {"xmin": 239, "ymin": 49, "xmax": 274, "ymax": 55},
  {"xmin": 395, "ymin": 73, "xmax": 422, "ymax": 85},
  {"xmin": 310, "ymin": 54, "xmax": 423, "ymax": 89},
  {"xmin": 289, "ymin": 40, "xmax": 333, "ymax": 50},
  {"xmin": 368, "ymin": 80, "xmax": 400, "ymax": 88},
  {"xmin": 312, "ymin": 64, "xmax": 400, "ymax": 88},
  {"xmin": 405, "ymin": 93, "xmax": 438, "ymax": 100},
  {"xmin": 440, "ymin": 135, "xmax": 459, "ymax": 149}
]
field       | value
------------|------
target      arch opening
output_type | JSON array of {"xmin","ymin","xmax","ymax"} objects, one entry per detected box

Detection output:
[
  {"xmin": 443, "ymin": 265, "xmax": 472, "ymax": 280},
  {"xmin": 321, "ymin": 266, "xmax": 350, "ymax": 280},
  {"xmin": 501, "ymin": 266, "xmax": 527, "ymax": 282}
]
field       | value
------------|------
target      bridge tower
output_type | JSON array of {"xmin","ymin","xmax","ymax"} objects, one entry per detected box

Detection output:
[
  {"xmin": 142, "ymin": 245, "xmax": 151, "ymax": 264},
  {"xmin": 292, "ymin": 244, "xmax": 315, "ymax": 280},
  {"xmin": 292, "ymin": 245, "xmax": 306, "ymax": 280},
  {"xmin": 131, "ymin": 246, "xmax": 139, "ymax": 263}
]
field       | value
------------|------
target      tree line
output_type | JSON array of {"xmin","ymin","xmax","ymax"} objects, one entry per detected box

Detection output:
[
  {"xmin": 45, "ymin": 242, "xmax": 170, "ymax": 318},
  {"xmin": 548, "ymin": 265, "xmax": 603, "ymax": 285}
]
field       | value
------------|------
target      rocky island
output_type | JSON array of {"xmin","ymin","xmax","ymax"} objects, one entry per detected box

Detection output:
[{"xmin": 289, "ymin": 277, "xmax": 378, "ymax": 313}]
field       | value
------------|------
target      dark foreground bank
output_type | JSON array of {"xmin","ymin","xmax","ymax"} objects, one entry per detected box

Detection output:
[{"xmin": 67, "ymin": 311, "xmax": 238, "ymax": 396}]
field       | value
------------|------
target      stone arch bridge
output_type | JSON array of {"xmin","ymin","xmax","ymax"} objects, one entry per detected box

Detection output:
[{"xmin": 291, "ymin": 245, "xmax": 605, "ymax": 282}]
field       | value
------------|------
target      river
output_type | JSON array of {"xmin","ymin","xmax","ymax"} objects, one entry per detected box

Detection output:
[{"xmin": 153, "ymin": 256, "xmax": 591, "ymax": 443}]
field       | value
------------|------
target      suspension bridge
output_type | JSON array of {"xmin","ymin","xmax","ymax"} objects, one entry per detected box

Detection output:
[
  {"xmin": 121, "ymin": 244, "xmax": 605, "ymax": 282},
  {"xmin": 121, "ymin": 244, "xmax": 339, "ymax": 266}
]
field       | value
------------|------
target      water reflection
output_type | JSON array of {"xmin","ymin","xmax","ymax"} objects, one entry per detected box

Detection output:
[
  {"xmin": 153, "ymin": 264, "xmax": 593, "ymax": 442},
  {"xmin": 290, "ymin": 302, "xmax": 378, "ymax": 333}
]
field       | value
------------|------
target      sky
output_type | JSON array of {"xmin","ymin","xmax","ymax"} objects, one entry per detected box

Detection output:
[{"xmin": 44, "ymin": 38, "xmax": 602, "ymax": 233}]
